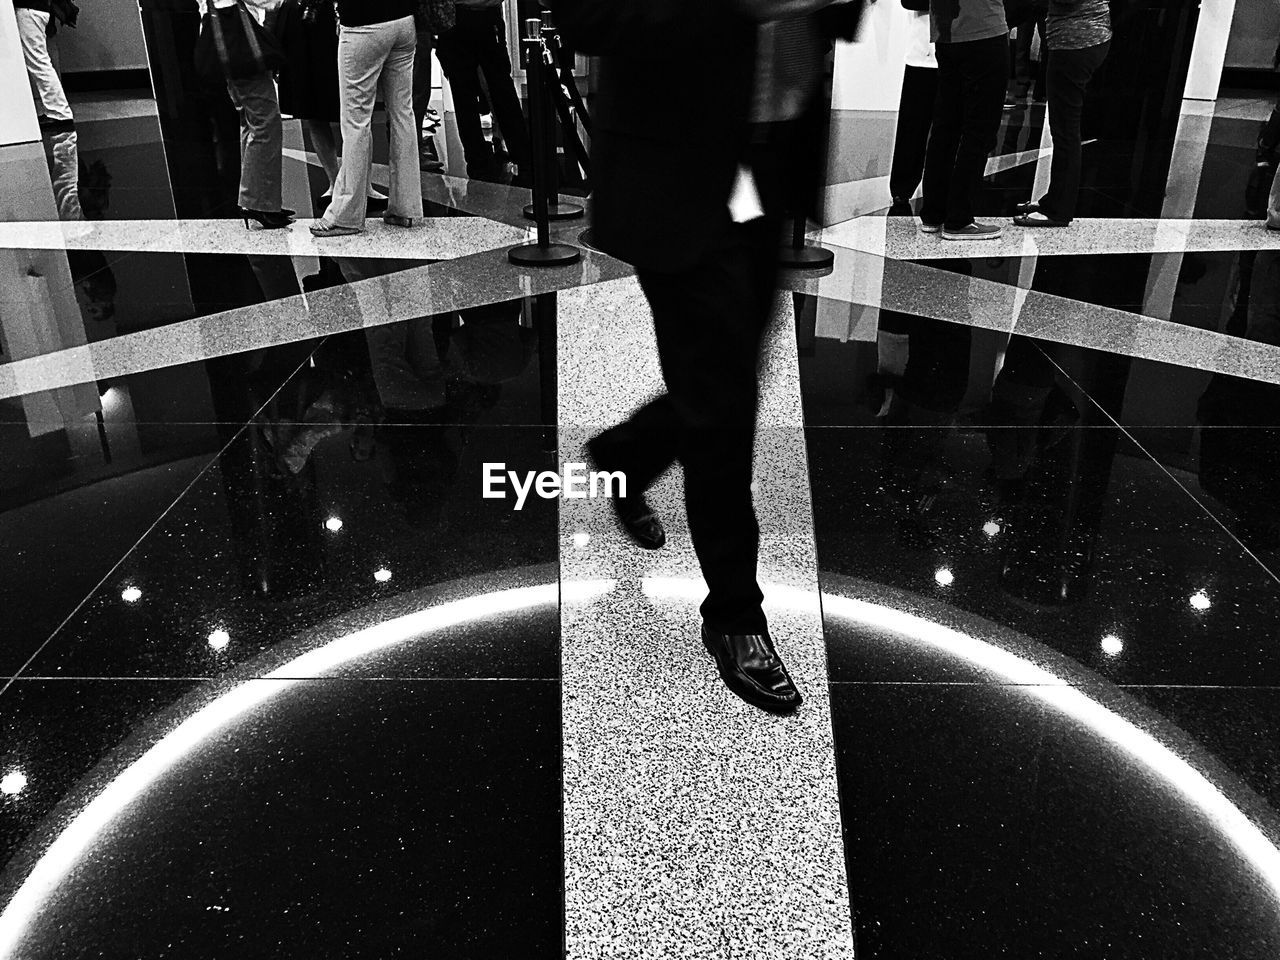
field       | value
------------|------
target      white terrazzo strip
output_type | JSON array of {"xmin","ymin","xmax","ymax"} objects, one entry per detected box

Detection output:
[
  {"xmin": 0, "ymin": 247, "xmax": 631, "ymax": 402},
  {"xmin": 0, "ymin": 216, "xmax": 528, "ymax": 260},
  {"xmin": 558, "ymin": 277, "xmax": 854, "ymax": 959},
  {"xmin": 816, "ymin": 214, "xmax": 1280, "ymax": 261},
  {"xmin": 784, "ymin": 246, "xmax": 1280, "ymax": 387}
]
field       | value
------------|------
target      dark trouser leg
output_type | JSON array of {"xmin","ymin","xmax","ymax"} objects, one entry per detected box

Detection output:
[
  {"xmin": 623, "ymin": 217, "xmax": 777, "ymax": 634},
  {"xmin": 435, "ymin": 16, "xmax": 494, "ymax": 177},
  {"xmin": 475, "ymin": 8, "xmax": 531, "ymax": 169},
  {"xmin": 413, "ymin": 27, "xmax": 433, "ymax": 136},
  {"xmin": 890, "ymin": 65, "xmax": 939, "ymax": 203},
  {"xmin": 1039, "ymin": 40, "xmax": 1109, "ymax": 222},
  {"xmin": 1012, "ymin": 20, "xmax": 1034, "ymax": 90},
  {"xmin": 920, "ymin": 48, "xmax": 964, "ymax": 226},
  {"xmin": 943, "ymin": 35, "xmax": 1007, "ymax": 230}
]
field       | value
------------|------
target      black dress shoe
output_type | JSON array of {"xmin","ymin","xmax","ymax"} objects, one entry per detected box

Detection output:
[
  {"xmin": 701, "ymin": 624, "xmax": 802, "ymax": 714},
  {"xmin": 613, "ymin": 494, "xmax": 666, "ymax": 549},
  {"xmin": 585, "ymin": 434, "xmax": 665, "ymax": 549}
]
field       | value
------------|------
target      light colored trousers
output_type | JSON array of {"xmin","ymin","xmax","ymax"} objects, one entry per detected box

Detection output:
[
  {"xmin": 326, "ymin": 15, "xmax": 423, "ymax": 229},
  {"xmin": 225, "ymin": 69, "xmax": 284, "ymax": 213},
  {"xmin": 17, "ymin": 8, "xmax": 72, "ymax": 122}
]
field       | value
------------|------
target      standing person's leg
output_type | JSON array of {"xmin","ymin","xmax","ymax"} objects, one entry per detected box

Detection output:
[
  {"xmin": 304, "ymin": 119, "xmax": 342, "ymax": 189},
  {"xmin": 413, "ymin": 26, "xmax": 433, "ymax": 135},
  {"xmin": 325, "ymin": 23, "xmax": 392, "ymax": 229},
  {"xmin": 920, "ymin": 44, "xmax": 964, "ymax": 229},
  {"xmin": 943, "ymin": 35, "xmax": 1007, "ymax": 231},
  {"xmin": 16, "ymin": 8, "xmax": 73, "ymax": 122},
  {"xmin": 1038, "ymin": 41, "xmax": 1109, "ymax": 223},
  {"xmin": 1012, "ymin": 19, "xmax": 1034, "ymax": 97},
  {"xmin": 226, "ymin": 70, "xmax": 283, "ymax": 214},
  {"xmin": 475, "ymin": 7, "xmax": 531, "ymax": 171},
  {"xmin": 381, "ymin": 17, "xmax": 424, "ymax": 222},
  {"xmin": 435, "ymin": 13, "xmax": 493, "ymax": 178},
  {"xmin": 890, "ymin": 64, "xmax": 940, "ymax": 206}
]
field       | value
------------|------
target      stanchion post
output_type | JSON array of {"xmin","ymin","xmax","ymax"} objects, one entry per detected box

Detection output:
[
  {"xmin": 509, "ymin": 16, "xmax": 581, "ymax": 267},
  {"xmin": 778, "ymin": 214, "xmax": 834, "ymax": 270},
  {"xmin": 522, "ymin": 10, "xmax": 585, "ymax": 223}
]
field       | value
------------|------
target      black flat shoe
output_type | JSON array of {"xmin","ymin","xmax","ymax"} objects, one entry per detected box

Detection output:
[
  {"xmin": 1014, "ymin": 200, "xmax": 1040, "ymax": 214},
  {"xmin": 586, "ymin": 434, "xmax": 666, "ymax": 549},
  {"xmin": 701, "ymin": 624, "xmax": 802, "ymax": 714}
]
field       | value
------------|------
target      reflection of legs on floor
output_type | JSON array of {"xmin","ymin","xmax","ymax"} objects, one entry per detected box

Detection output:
[{"xmin": 17, "ymin": 8, "xmax": 73, "ymax": 122}]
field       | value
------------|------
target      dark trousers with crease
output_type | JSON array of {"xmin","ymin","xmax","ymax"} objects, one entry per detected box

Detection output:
[
  {"xmin": 595, "ymin": 211, "xmax": 780, "ymax": 634},
  {"xmin": 1038, "ymin": 40, "xmax": 1109, "ymax": 222},
  {"xmin": 890, "ymin": 64, "xmax": 939, "ymax": 203},
  {"xmin": 920, "ymin": 34, "xmax": 1007, "ymax": 230},
  {"xmin": 434, "ymin": 6, "xmax": 531, "ymax": 176}
]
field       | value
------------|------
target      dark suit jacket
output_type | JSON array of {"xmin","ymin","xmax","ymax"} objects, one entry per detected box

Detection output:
[{"xmin": 551, "ymin": 0, "xmax": 864, "ymax": 272}]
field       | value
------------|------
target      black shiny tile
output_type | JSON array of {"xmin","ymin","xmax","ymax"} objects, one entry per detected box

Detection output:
[
  {"xmin": 810, "ymin": 423, "xmax": 1280, "ymax": 687},
  {"xmin": 0, "ymin": 677, "xmax": 563, "ymax": 958},
  {"xmin": 20, "ymin": 422, "xmax": 559, "ymax": 681},
  {"xmin": 831, "ymin": 682, "xmax": 1280, "ymax": 960}
]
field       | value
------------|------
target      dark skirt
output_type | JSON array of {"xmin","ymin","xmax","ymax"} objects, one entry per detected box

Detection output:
[{"xmin": 276, "ymin": 0, "xmax": 340, "ymax": 122}]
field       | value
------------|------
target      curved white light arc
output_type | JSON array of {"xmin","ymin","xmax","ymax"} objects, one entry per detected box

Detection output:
[
  {"xmin": 0, "ymin": 580, "xmax": 615, "ymax": 959},
  {"xmin": 642, "ymin": 576, "xmax": 1280, "ymax": 905}
]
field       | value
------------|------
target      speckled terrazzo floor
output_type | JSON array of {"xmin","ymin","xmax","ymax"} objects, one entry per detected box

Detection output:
[{"xmin": 557, "ymin": 277, "xmax": 853, "ymax": 959}]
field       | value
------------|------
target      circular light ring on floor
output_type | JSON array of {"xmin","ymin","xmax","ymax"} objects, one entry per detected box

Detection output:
[
  {"xmin": 641, "ymin": 575, "xmax": 1280, "ymax": 907},
  {"xmin": 0, "ymin": 579, "xmax": 614, "ymax": 959}
]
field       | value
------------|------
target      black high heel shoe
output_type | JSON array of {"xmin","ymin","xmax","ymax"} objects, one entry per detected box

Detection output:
[{"xmin": 240, "ymin": 208, "xmax": 294, "ymax": 230}]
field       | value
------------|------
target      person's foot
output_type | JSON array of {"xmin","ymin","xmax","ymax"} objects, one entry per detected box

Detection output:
[
  {"xmin": 419, "ymin": 137, "xmax": 445, "ymax": 173},
  {"xmin": 1013, "ymin": 210, "xmax": 1070, "ymax": 228},
  {"xmin": 585, "ymin": 434, "xmax": 665, "ymax": 549},
  {"xmin": 480, "ymin": 112, "xmax": 493, "ymax": 131},
  {"xmin": 918, "ymin": 219, "xmax": 942, "ymax": 234},
  {"xmin": 701, "ymin": 625, "xmax": 802, "ymax": 714},
  {"xmin": 942, "ymin": 221, "xmax": 1002, "ymax": 241},
  {"xmin": 888, "ymin": 198, "xmax": 914, "ymax": 217}
]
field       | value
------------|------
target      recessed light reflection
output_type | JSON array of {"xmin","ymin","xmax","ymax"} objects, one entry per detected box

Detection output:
[
  {"xmin": 1101, "ymin": 634, "xmax": 1124, "ymax": 656},
  {"xmin": 324, "ymin": 517, "xmax": 343, "ymax": 533},
  {"xmin": 934, "ymin": 568, "xmax": 955, "ymax": 587},
  {"xmin": 207, "ymin": 629, "xmax": 230, "ymax": 650},
  {"xmin": 121, "ymin": 587, "xmax": 142, "ymax": 604},
  {"xmin": 572, "ymin": 532, "xmax": 590, "ymax": 548},
  {"xmin": 374, "ymin": 568, "xmax": 392, "ymax": 583},
  {"xmin": 0, "ymin": 772, "xmax": 27, "ymax": 796},
  {"xmin": 1190, "ymin": 590, "xmax": 1211, "ymax": 611},
  {"xmin": 982, "ymin": 521, "xmax": 1001, "ymax": 538}
]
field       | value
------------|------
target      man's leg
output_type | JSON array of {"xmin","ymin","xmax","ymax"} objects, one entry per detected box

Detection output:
[
  {"xmin": 638, "ymin": 220, "xmax": 777, "ymax": 634},
  {"xmin": 17, "ymin": 8, "xmax": 73, "ymax": 122},
  {"xmin": 1039, "ymin": 41, "xmax": 1108, "ymax": 222},
  {"xmin": 435, "ymin": 14, "xmax": 496, "ymax": 179},
  {"xmin": 890, "ymin": 64, "xmax": 939, "ymax": 204},
  {"xmin": 944, "ymin": 35, "xmax": 1007, "ymax": 230},
  {"xmin": 920, "ymin": 46, "xmax": 964, "ymax": 227},
  {"xmin": 475, "ymin": 8, "xmax": 531, "ymax": 171}
]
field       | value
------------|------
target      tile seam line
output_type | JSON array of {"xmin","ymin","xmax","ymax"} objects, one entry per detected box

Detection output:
[
  {"xmin": 0, "ymin": 342, "xmax": 329, "ymax": 701},
  {"xmin": 1032, "ymin": 345, "xmax": 1280, "ymax": 588}
]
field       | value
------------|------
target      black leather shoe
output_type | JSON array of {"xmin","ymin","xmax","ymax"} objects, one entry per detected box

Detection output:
[
  {"xmin": 701, "ymin": 625, "xmax": 802, "ymax": 714},
  {"xmin": 613, "ymin": 494, "xmax": 666, "ymax": 550},
  {"xmin": 586, "ymin": 434, "xmax": 665, "ymax": 549}
]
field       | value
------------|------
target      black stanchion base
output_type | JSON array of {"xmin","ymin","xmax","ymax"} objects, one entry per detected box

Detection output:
[
  {"xmin": 524, "ymin": 201, "xmax": 585, "ymax": 221},
  {"xmin": 509, "ymin": 241, "xmax": 582, "ymax": 267},
  {"xmin": 778, "ymin": 243, "xmax": 834, "ymax": 269}
]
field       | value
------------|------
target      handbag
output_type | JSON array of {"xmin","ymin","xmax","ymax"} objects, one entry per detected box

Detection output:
[
  {"xmin": 1003, "ymin": 0, "xmax": 1050, "ymax": 26},
  {"xmin": 417, "ymin": 0, "xmax": 457, "ymax": 35},
  {"xmin": 195, "ymin": 1, "xmax": 288, "ymax": 85}
]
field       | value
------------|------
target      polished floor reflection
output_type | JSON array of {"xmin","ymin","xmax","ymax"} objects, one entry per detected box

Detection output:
[{"xmin": 4, "ymin": 13, "xmax": 1280, "ymax": 954}]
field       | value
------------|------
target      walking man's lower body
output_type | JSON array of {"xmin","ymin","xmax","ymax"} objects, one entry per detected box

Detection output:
[
  {"xmin": 889, "ymin": 63, "xmax": 939, "ymax": 213},
  {"xmin": 587, "ymin": 148, "xmax": 802, "ymax": 714}
]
